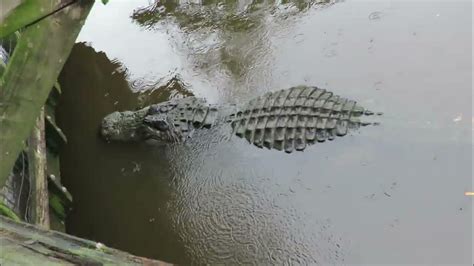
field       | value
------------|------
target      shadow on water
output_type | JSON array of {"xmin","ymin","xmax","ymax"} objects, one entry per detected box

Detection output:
[
  {"xmin": 57, "ymin": 42, "xmax": 347, "ymax": 265},
  {"xmin": 57, "ymin": 43, "xmax": 193, "ymax": 263}
]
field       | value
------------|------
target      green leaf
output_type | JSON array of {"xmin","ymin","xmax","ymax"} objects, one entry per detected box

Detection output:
[
  {"xmin": 49, "ymin": 194, "xmax": 66, "ymax": 220},
  {"xmin": 101, "ymin": 0, "xmax": 109, "ymax": 5},
  {"xmin": 0, "ymin": 203, "xmax": 21, "ymax": 222}
]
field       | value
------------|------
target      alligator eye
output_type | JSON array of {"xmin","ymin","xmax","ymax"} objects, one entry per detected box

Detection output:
[
  {"xmin": 155, "ymin": 120, "xmax": 169, "ymax": 130},
  {"xmin": 144, "ymin": 117, "xmax": 169, "ymax": 131},
  {"xmin": 147, "ymin": 105, "xmax": 162, "ymax": 115}
]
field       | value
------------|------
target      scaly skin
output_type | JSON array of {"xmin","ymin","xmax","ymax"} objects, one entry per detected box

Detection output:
[{"xmin": 100, "ymin": 85, "xmax": 379, "ymax": 153}]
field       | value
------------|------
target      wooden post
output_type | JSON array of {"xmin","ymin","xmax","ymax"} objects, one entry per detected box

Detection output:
[
  {"xmin": 0, "ymin": 0, "xmax": 94, "ymax": 188},
  {"xmin": 27, "ymin": 107, "xmax": 49, "ymax": 229}
]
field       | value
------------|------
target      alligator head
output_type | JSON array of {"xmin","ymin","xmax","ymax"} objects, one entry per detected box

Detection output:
[{"xmin": 100, "ymin": 100, "xmax": 194, "ymax": 143}]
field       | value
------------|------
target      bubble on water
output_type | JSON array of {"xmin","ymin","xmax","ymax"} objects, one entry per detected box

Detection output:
[
  {"xmin": 132, "ymin": 161, "xmax": 141, "ymax": 172},
  {"xmin": 368, "ymin": 11, "xmax": 383, "ymax": 20},
  {"xmin": 373, "ymin": 81, "xmax": 383, "ymax": 91}
]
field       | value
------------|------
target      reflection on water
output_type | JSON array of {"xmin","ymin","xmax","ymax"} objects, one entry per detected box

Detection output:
[
  {"xmin": 132, "ymin": 0, "xmax": 337, "ymax": 31},
  {"xmin": 131, "ymin": 0, "xmax": 341, "ymax": 101},
  {"xmin": 59, "ymin": 0, "xmax": 471, "ymax": 264}
]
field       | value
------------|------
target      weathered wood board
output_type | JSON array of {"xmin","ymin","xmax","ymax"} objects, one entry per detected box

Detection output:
[{"xmin": 0, "ymin": 216, "xmax": 172, "ymax": 265}]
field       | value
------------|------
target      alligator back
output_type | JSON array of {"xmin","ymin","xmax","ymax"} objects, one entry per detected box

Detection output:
[
  {"xmin": 144, "ymin": 97, "xmax": 221, "ymax": 142},
  {"xmin": 231, "ymin": 86, "xmax": 374, "ymax": 153}
]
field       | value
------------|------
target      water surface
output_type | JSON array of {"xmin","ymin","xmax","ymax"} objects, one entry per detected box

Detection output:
[{"xmin": 57, "ymin": 0, "xmax": 472, "ymax": 264}]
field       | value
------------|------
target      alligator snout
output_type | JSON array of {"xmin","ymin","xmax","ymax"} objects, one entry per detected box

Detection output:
[
  {"xmin": 100, "ymin": 111, "xmax": 146, "ymax": 142},
  {"xmin": 100, "ymin": 111, "xmax": 121, "ymax": 140}
]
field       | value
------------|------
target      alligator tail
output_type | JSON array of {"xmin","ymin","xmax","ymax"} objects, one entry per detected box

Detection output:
[{"xmin": 230, "ymin": 86, "xmax": 381, "ymax": 153}]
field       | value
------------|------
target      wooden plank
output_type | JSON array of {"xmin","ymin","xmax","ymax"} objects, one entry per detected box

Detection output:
[
  {"xmin": 0, "ymin": 0, "xmax": 22, "ymax": 23},
  {"xmin": 0, "ymin": 216, "xmax": 173, "ymax": 265},
  {"xmin": 0, "ymin": 0, "xmax": 94, "ymax": 188},
  {"xmin": 0, "ymin": 0, "xmax": 74, "ymax": 39}
]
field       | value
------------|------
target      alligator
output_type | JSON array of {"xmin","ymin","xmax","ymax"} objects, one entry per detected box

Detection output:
[{"xmin": 100, "ymin": 85, "xmax": 380, "ymax": 153}]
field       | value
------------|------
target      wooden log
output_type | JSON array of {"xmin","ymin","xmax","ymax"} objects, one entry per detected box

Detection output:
[
  {"xmin": 0, "ymin": 0, "xmax": 94, "ymax": 188},
  {"xmin": 0, "ymin": 216, "xmax": 172, "ymax": 265}
]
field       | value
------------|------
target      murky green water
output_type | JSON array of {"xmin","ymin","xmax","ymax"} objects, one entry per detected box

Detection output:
[{"xmin": 57, "ymin": 0, "xmax": 472, "ymax": 264}]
